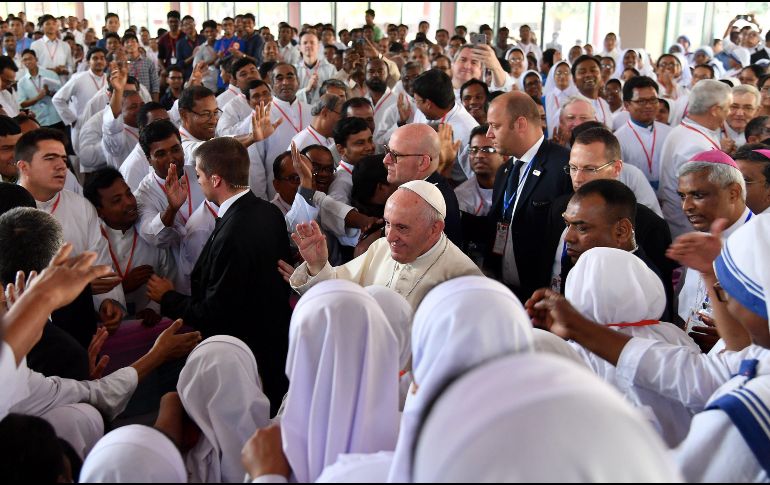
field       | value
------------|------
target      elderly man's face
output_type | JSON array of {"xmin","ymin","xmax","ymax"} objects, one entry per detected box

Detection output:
[
  {"xmin": 563, "ymin": 193, "xmax": 627, "ymax": 264},
  {"xmin": 677, "ymin": 170, "xmax": 741, "ymax": 232},
  {"xmin": 559, "ymin": 102, "xmax": 596, "ymax": 139},
  {"xmin": 384, "ymin": 189, "xmax": 442, "ymax": 264},
  {"xmin": 728, "ymin": 92, "xmax": 759, "ymax": 133},
  {"xmin": 383, "ymin": 129, "xmax": 428, "ymax": 185}
]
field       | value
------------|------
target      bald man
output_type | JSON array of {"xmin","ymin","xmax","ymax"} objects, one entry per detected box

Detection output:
[
  {"xmin": 284, "ymin": 181, "xmax": 481, "ymax": 308},
  {"xmin": 383, "ymin": 123, "xmax": 463, "ymax": 245},
  {"xmin": 486, "ymin": 91, "xmax": 572, "ymax": 301}
]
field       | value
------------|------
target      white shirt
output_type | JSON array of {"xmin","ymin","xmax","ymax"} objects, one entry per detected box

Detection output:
[
  {"xmin": 413, "ymin": 103, "xmax": 479, "ymax": 154},
  {"xmin": 179, "ymin": 126, "xmax": 206, "ymax": 166},
  {"xmin": 615, "ymin": 119, "xmax": 672, "ymax": 190},
  {"xmin": 31, "ymin": 37, "xmax": 74, "ymax": 83},
  {"xmin": 618, "ymin": 164, "xmax": 663, "ymax": 217},
  {"xmin": 279, "ymin": 43, "xmax": 301, "ymax": 65},
  {"xmin": 502, "ymin": 136, "xmax": 545, "ymax": 287},
  {"xmin": 295, "ymin": 58, "xmax": 337, "ymax": 103},
  {"xmin": 327, "ymin": 160, "xmax": 354, "ymax": 205},
  {"xmin": 366, "ymin": 87, "xmax": 397, "ymax": 130},
  {"xmin": 177, "ymin": 200, "xmax": 218, "ymax": 295},
  {"xmin": 0, "ymin": 88, "xmax": 19, "ymax": 116},
  {"xmin": 611, "ymin": 109, "xmax": 630, "ymax": 132},
  {"xmin": 77, "ymin": 108, "xmax": 107, "ymax": 173},
  {"xmin": 516, "ymin": 41, "xmax": 542, "ymax": 62},
  {"xmin": 216, "ymin": 94, "xmax": 251, "ymax": 136},
  {"xmin": 289, "ymin": 125, "xmax": 334, "ymax": 152},
  {"xmin": 454, "ymin": 175, "xmax": 493, "ymax": 216},
  {"xmin": 33, "ymin": 189, "xmax": 125, "ymax": 310},
  {"xmin": 76, "ymin": 88, "xmax": 109, "ymax": 147},
  {"xmin": 98, "ymin": 223, "xmax": 173, "ymax": 315},
  {"xmin": 217, "ymin": 188, "xmax": 250, "ymax": 219},
  {"xmin": 215, "ymin": 84, "xmax": 240, "ymax": 110},
  {"xmin": 52, "ymin": 70, "xmax": 107, "ymax": 126},
  {"xmin": 374, "ymin": 95, "xmax": 415, "ymax": 147},
  {"xmin": 659, "ymin": 117, "xmax": 722, "ymax": 238},
  {"xmin": 119, "ymin": 143, "xmax": 151, "ymax": 193},
  {"xmin": 101, "ymin": 108, "xmax": 140, "ymax": 169},
  {"xmin": 260, "ymin": 97, "xmax": 313, "ymax": 198},
  {"xmin": 591, "ymin": 97, "xmax": 613, "ymax": 127}
]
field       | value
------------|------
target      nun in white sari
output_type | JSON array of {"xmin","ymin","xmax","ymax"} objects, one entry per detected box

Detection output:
[
  {"xmin": 544, "ymin": 60, "xmax": 579, "ymax": 138},
  {"xmin": 412, "ymin": 353, "xmax": 682, "ymax": 482},
  {"xmin": 565, "ymin": 247, "xmax": 700, "ymax": 447},
  {"xmin": 282, "ymin": 280, "xmax": 401, "ymax": 483},
  {"xmin": 177, "ymin": 336, "xmax": 272, "ymax": 483},
  {"xmin": 79, "ymin": 424, "xmax": 187, "ymax": 482}
]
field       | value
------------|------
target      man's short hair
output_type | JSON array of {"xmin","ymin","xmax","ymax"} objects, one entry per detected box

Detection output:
[
  {"xmin": 270, "ymin": 62, "xmax": 297, "ymax": 82},
  {"xmin": 201, "ymin": 19, "xmax": 217, "ymax": 31},
  {"xmin": 622, "ymin": 76, "xmax": 659, "ymax": 102},
  {"xmin": 139, "ymin": 120, "xmax": 180, "ymax": 158},
  {"xmin": 178, "ymin": 86, "xmax": 214, "ymax": 111},
  {"xmin": 242, "ymin": 13, "xmax": 255, "ymax": 23},
  {"xmin": 572, "ymin": 179, "xmax": 637, "ymax": 226},
  {"xmin": 86, "ymin": 46, "xmax": 107, "ymax": 61},
  {"xmin": 0, "ymin": 55, "xmax": 18, "ymax": 73},
  {"xmin": 573, "ymin": 127, "xmax": 622, "ymax": 163},
  {"xmin": 167, "ymin": 65, "xmax": 183, "ymax": 76},
  {"xmin": 677, "ymin": 161, "xmax": 746, "ymax": 201},
  {"xmin": 341, "ymin": 97, "xmax": 373, "ymax": 117},
  {"xmin": 412, "ymin": 69, "xmax": 455, "ymax": 109},
  {"xmin": 319, "ymin": 78, "xmax": 347, "ymax": 97},
  {"xmin": 104, "ymin": 31, "xmax": 120, "ymax": 42},
  {"xmin": 230, "ymin": 57, "xmax": 257, "ymax": 78},
  {"xmin": 468, "ymin": 124, "xmax": 490, "ymax": 145},
  {"xmin": 333, "ymin": 116, "xmax": 370, "ymax": 146},
  {"xmin": 365, "ymin": 8, "xmax": 375, "ymax": 16},
  {"xmin": 167, "ymin": 10, "xmax": 181, "ymax": 20},
  {"xmin": 137, "ymin": 102, "xmax": 166, "ymax": 131},
  {"xmin": 0, "ymin": 183, "xmax": 34, "ymax": 217},
  {"xmin": 105, "ymin": 12, "xmax": 119, "ymax": 22},
  {"xmin": 693, "ymin": 63, "xmax": 715, "ymax": 79},
  {"xmin": 460, "ymin": 78, "xmax": 489, "ymax": 101},
  {"xmin": 0, "ymin": 207, "xmax": 62, "ymax": 284},
  {"xmin": 14, "ymin": 128, "xmax": 64, "ymax": 163},
  {"xmin": 571, "ymin": 54, "xmax": 601, "ymax": 77},
  {"xmin": 258, "ymin": 61, "xmax": 277, "ymax": 80},
  {"xmin": 272, "ymin": 151, "xmax": 292, "ymax": 181},
  {"xmin": 0, "ymin": 115, "xmax": 21, "ymax": 137},
  {"xmin": 746, "ymin": 116, "xmax": 770, "ymax": 140},
  {"xmin": 83, "ymin": 167, "xmax": 124, "ymax": 209},
  {"xmin": 311, "ymin": 93, "xmax": 342, "ymax": 117},
  {"xmin": 240, "ymin": 79, "xmax": 269, "ymax": 99},
  {"xmin": 194, "ymin": 137, "xmax": 249, "ymax": 187}
]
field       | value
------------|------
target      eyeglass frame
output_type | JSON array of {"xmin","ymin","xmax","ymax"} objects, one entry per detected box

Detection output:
[
  {"xmin": 383, "ymin": 144, "xmax": 432, "ymax": 164},
  {"xmin": 469, "ymin": 146, "xmax": 498, "ymax": 154},
  {"xmin": 564, "ymin": 160, "xmax": 617, "ymax": 175},
  {"xmin": 312, "ymin": 164, "xmax": 335, "ymax": 176},
  {"xmin": 276, "ymin": 174, "xmax": 301, "ymax": 184},
  {"xmin": 188, "ymin": 108, "xmax": 223, "ymax": 121},
  {"xmin": 629, "ymin": 97, "xmax": 660, "ymax": 107}
]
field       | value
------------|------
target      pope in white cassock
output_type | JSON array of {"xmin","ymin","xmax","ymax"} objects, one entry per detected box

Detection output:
[{"xmin": 283, "ymin": 179, "xmax": 482, "ymax": 308}]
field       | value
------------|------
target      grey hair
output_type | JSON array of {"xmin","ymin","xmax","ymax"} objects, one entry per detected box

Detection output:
[
  {"xmin": 677, "ymin": 161, "xmax": 746, "ymax": 201},
  {"xmin": 310, "ymin": 93, "xmax": 342, "ymax": 117},
  {"xmin": 733, "ymin": 84, "xmax": 761, "ymax": 106},
  {"xmin": 560, "ymin": 95, "xmax": 596, "ymax": 119},
  {"xmin": 319, "ymin": 78, "xmax": 349, "ymax": 98},
  {"xmin": 0, "ymin": 207, "xmax": 63, "ymax": 284},
  {"xmin": 688, "ymin": 79, "xmax": 732, "ymax": 115},
  {"xmin": 397, "ymin": 187, "xmax": 445, "ymax": 223}
]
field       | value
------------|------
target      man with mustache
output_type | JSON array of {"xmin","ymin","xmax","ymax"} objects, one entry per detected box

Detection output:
[
  {"xmin": 363, "ymin": 58, "xmax": 396, "ymax": 131},
  {"xmin": 571, "ymin": 55, "xmax": 612, "ymax": 127}
]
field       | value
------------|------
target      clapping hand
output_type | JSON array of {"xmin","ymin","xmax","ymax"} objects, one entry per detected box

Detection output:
[
  {"xmin": 251, "ymin": 101, "xmax": 282, "ymax": 142},
  {"xmin": 165, "ymin": 164, "xmax": 188, "ymax": 211}
]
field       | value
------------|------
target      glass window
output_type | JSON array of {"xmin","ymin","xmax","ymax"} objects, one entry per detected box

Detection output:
[
  {"xmin": 106, "ymin": 2, "xmax": 130, "ymax": 31},
  {"xmin": 180, "ymin": 2, "xmax": 208, "ymax": 23},
  {"xmin": 334, "ymin": 2, "xmax": 368, "ymax": 32},
  {"xmin": 499, "ymin": 3, "xmax": 544, "ymax": 52},
  {"xmin": 401, "ymin": 2, "xmax": 441, "ymax": 42},
  {"xmin": 208, "ymin": 2, "xmax": 236, "ymax": 22},
  {"xmin": 543, "ymin": 2, "xmax": 590, "ymax": 55},
  {"xmin": 588, "ymin": 2, "xmax": 620, "ymax": 51},
  {"xmin": 667, "ymin": 2, "xmax": 706, "ymax": 51},
  {"xmin": 301, "ymin": 2, "xmax": 332, "ymax": 26},
  {"xmin": 24, "ymin": 3, "xmax": 46, "ymax": 23},
  {"xmin": 84, "ymin": 3, "xmax": 107, "ymax": 33},
  {"xmin": 456, "ymin": 2, "xmax": 496, "ymax": 39},
  {"xmin": 6, "ymin": 3, "xmax": 25, "ymax": 18},
  {"xmin": 258, "ymin": 3, "xmax": 289, "ymax": 32}
]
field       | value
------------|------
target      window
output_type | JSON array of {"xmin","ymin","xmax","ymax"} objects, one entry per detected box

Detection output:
[
  {"xmin": 665, "ymin": 2, "xmax": 706, "ymax": 51},
  {"xmin": 208, "ymin": 2, "xmax": 236, "ymax": 22},
  {"xmin": 84, "ymin": 3, "xmax": 107, "ymax": 33},
  {"xmin": 456, "ymin": 2, "xmax": 496, "ymax": 36},
  {"xmin": 301, "ymin": 2, "xmax": 332, "ymax": 26},
  {"xmin": 234, "ymin": 3, "xmax": 288, "ymax": 32},
  {"xmin": 543, "ymin": 2, "xmax": 590, "ymax": 53},
  {"xmin": 588, "ymin": 2, "xmax": 620, "ymax": 50},
  {"xmin": 181, "ymin": 2, "xmax": 208, "ymax": 23},
  {"xmin": 106, "ymin": 2, "xmax": 130, "ymax": 31},
  {"xmin": 334, "ymin": 2, "xmax": 368, "ymax": 32},
  {"xmin": 499, "ymin": 3, "xmax": 544, "ymax": 51}
]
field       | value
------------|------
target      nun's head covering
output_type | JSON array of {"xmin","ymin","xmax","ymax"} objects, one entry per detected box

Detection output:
[
  {"xmin": 714, "ymin": 215, "xmax": 770, "ymax": 321},
  {"xmin": 730, "ymin": 47, "xmax": 752, "ymax": 68},
  {"xmin": 695, "ymin": 45, "xmax": 715, "ymax": 60},
  {"xmin": 413, "ymin": 353, "xmax": 683, "ymax": 482},
  {"xmin": 544, "ymin": 60, "xmax": 578, "ymax": 95},
  {"xmin": 387, "ymin": 276, "xmax": 534, "ymax": 482},
  {"xmin": 519, "ymin": 69, "xmax": 543, "ymax": 91},
  {"xmin": 365, "ymin": 285, "xmax": 413, "ymax": 371},
  {"xmin": 177, "ymin": 336, "xmax": 271, "ymax": 483},
  {"xmin": 531, "ymin": 328, "xmax": 589, "ymax": 368},
  {"xmin": 79, "ymin": 425, "xmax": 187, "ymax": 482},
  {"xmin": 283, "ymin": 280, "xmax": 400, "ymax": 483},
  {"xmin": 565, "ymin": 247, "xmax": 666, "ymax": 325}
]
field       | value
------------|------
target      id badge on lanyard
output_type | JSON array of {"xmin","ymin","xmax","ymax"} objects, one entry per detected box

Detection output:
[{"xmin": 492, "ymin": 222, "xmax": 509, "ymax": 256}]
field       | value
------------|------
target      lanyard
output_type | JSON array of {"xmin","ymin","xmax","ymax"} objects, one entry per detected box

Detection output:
[
  {"xmin": 307, "ymin": 125, "xmax": 325, "ymax": 146},
  {"xmin": 274, "ymin": 102, "xmax": 303, "ymax": 133},
  {"xmin": 204, "ymin": 201, "xmax": 218, "ymax": 218},
  {"xmin": 89, "ymin": 72, "xmax": 105, "ymax": 91},
  {"xmin": 46, "ymin": 192, "xmax": 62, "ymax": 215},
  {"xmin": 608, "ymin": 320, "xmax": 659, "ymax": 328},
  {"xmin": 680, "ymin": 121, "xmax": 720, "ymax": 150},
  {"xmin": 156, "ymin": 174, "xmax": 193, "ymax": 223},
  {"xmin": 100, "ymin": 227, "xmax": 138, "ymax": 278},
  {"xmin": 627, "ymin": 121, "xmax": 657, "ymax": 175},
  {"xmin": 373, "ymin": 91, "xmax": 393, "ymax": 115},
  {"xmin": 30, "ymin": 74, "xmax": 42, "ymax": 91},
  {"xmin": 473, "ymin": 182, "xmax": 486, "ymax": 216},
  {"xmin": 553, "ymin": 93, "xmax": 560, "ymax": 109},
  {"xmin": 45, "ymin": 40, "xmax": 58, "ymax": 62},
  {"xmin": 127, "ymin": 57, "xmax": 144, "ymax": 79},
  {"xmin": 338, "ymin": 161, "xmax": 353, "ymax": 175},
  {"xmin": 503, "ymin": 158, "xmax": 534, "ymax": 217},
  {"xmin": 595, "ymin": 99, "xmax": 608, "ymax": 124},
  {"xmin": 440, "ymin": 107, "xmax": 455, "ymax": 124}
]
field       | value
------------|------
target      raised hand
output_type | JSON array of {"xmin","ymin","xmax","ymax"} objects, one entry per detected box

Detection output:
[
  {"xmin": 189, "ymin": 61, "xmax": 207, "ymax": 86},
  {"xmin": 437, "ymin": 123, "xmax": 461, "ymax": 177},
  {"xmin": 307, "ymin": 72, "xmax": 319, "ymax": 92},
  {"xmin": 397, "ymin": 92, "xmax": 412, "ymax": 124},
  {"xmin": 108, "ymin": 60, "xmax": 128, "ymax": 92},
  {"xmin": 251, "ymin": 101, "xmax": 282, "ymax": 142},
  {"xmin": 666, "ymin": 218, "xmax": 727, "ymax": 274},
  {"xmin": 165, "ymin": 164, "xmax": 188, "ymax": 211},
  {"xmin": 277, "ymin": 260, "xmax": 296, "ymax": 283},
  {"xmin": 88, "ymin": 326, "xmax": 110, "ymax": 379},
  {"xmin": 291, "ymin": 221, "xmax": 328, "ymax": 276},
  {"xmin": 291, "ymin": 141, "xmax": 313, "ymax": 189},
  {"xmin": 241, "ymin": 424, "xmax": 290, "ymax": 479},
  {"xmin": 149, "ymin": 319, "xmax": 202, "ymax": 362}
]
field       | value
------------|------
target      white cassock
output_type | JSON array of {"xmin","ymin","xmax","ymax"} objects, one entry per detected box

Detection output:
[
  {"xmin": 52, "ymin": 70, "xmax": 107, "ymax": 137},
  {"xmin": 64, "ymin": 170, "xmax": 83, "ymax": 195},
  {"xmin": 723, "ymin": 122, "xmax": 746, "ymax": 147},
  {"xmin": 216, "ymin": 94, "xmax": 251, "ymax": 136},
  {"xmin": 231, "ymin": 116, "xmax": 270, "ymax": 201},
  {"xmin": 565, "ymin": 247, "xmax": 700, "ymax": 447},
  {"xmin": 77, "ymin": 85, "xmax": 152, "ymax": 149},
  {"xmin": 257, "ymin": 97, "xmax": 312, "ymax": 199},
  {"xmin": 668, "ymin": 93, "xmax": 690, "ymax": 127},
  {"xmin": 295, "ymin": 59, "xmax": 337, "ymax": 104},
  {"xmin": 615, "ymin": 119, "xmax": 672, "ymax": 191},
  {"xmin": 31, "ymin": 37, "xmax": 74, "ymax": 83},
  {"xmin": 177, "ymin": 200, "xmax": 218, "ymax": 295},
  {"xmin": 366, "ymin": 87, "xmax": 397, "ymax": 131},
  {"xmin": 168, "ymin": 99, "xmax": 181, "ymax": 128},
  {"xmin": 289, "ymin": 125, "xmax": 335, "ymax": 153},
  {"xmin": 98, "ymin": 222, "xmax": 175, "ymax": 316},
  {"xmin": 658, "ymin": 117, "xmax": 722, "ymax": 238},
  {"xmin": 290, "ymin": 233, "xmax": 483, "ymax": 308},
  {"xmin": 327, "ymin": 160, "xmax": 354, "ymax": 205},
  {"xmin": 374, "ymin": 95, "xmax": 415, "ymax": 147},
  {"xmin": 611, "ymin": 109, "xmax": 630, "ymax": 131},
  {"xmin": 413, "ymin": 103, "xmax": 478, "ymax": 182},
  {"xmin": 618, "ymin": 164, "xmax": 663, "ymax": 216},
  {"xmin": 0, "ymin": 88, "xmax": 19, "ymax": 116},
  {"xmin": 119, "ymin": 143, "xmax": 151, "ymax": 192},
  {"xmin": 102, "ymin": 108, "xmax": 140, "ymax": 170},
  {"xmin": 77, "ymin": 108, "xmax": 107, "ymax": 173},
  {"xmin": 179, "ymin": 126, "xmax": 206, "ymax": 166},
  {"xmin": 134, "ymin": 166, "xmax": 206, "ymax": 249},
  {"xmin": 34, "ymin": 189, "xmax": 125, "ymax": 309},
  {"xmin": 216, "ymin": 84, "xmax": 240, "ymax": 110},
  {"xmin": 591, "ymin": 97, "xmax": 613, "ymax": 127},
  {"xmin": 279, "ymin": 43, "xmax": 301, "ymax": 65},
  {"xmin": 454, "ymin": 175, "xmax": 493, "ymax": 216},
  {"xmin": 678, "ymin": 207, "xmax": 753, "ymax": 332}
]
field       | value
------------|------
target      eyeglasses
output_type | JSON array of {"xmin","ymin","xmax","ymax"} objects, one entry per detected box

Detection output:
[
  {"xmin": 658, "ymin": 61, "xmax": 678, "ymax": 69},
  {"xmin": 713, "ymin": 281, "xmax": 729, "ymax": 303},
  {"xmin": 277, "ymin": 174, "xmax": 301, "ymax": 184},
  {"xmin": 469, "ymin": 146, "xmax": 497, "ymax": 154},
  {"xmin": 383, "ymin": 144, "xmax": 431, "ymax": 164},
  {"xmin": 312, "ymin": 164, "xmax": 334, "ymax": 175},
  {"xmin": 564, "ymin": 160, "xmax": 616, "ymax": 175},
  {"xmin": 189, "ymin": 108, "xmax": 223, "ymax": 120},
  {"xmin": 554, "ymin": 72, "xmax": 570, "ymax": 78},
  {"xmin": 630, "ymin": 97, "xmax": 660, "ymax": 106}
]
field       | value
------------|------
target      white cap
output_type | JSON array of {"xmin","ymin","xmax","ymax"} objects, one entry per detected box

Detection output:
[{"xmin": 399, "ymin": 180, "xmax": 446, "ymax": 220}]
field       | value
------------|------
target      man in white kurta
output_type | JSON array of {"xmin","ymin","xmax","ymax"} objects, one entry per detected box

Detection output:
[
  {"xmin": 77, "ymin": 108, "xmax": 108, "ymax": 173},
  {"xmin": 52, "ymin": 48, "xmax": 108, "ymax": 142},
  {"xmin": 289, "ymin": 181, "xmax": 482, "ymax": 308},
  {"xmin": 295, "ymin": 33, "xmax": 337, "ymax": 104},
  {"xmin": 101, "ymin": 90, "xmax": 141, "ymax": 170},
  {"xmin": 176, "ymin": 199, "xmax": 218, "ymax": 295},
  {"xmin": 119, "ymin": 141, "xmax": 151, "ymax": 192},
  {"xmin": 658, "ymin": 80, "xmax": 732, "ymax": 238},
  {"xmin": 217, "ymin": 92, "xmax": 252, "ymax": 136},
  {"xmin": 30, "ymin": 16, "xmax": 74, "ymax": 84}
]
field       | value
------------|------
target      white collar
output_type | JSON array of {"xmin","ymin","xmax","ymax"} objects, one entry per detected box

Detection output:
[
  {"xmin": 517, "ymin": 135, "xmax": 545, "ymax": 165},
  {"xmin": 273, "ymin": 96, "xmax": 300, "ymax": 109},
  {"xmin": 179, "ymin": 126, "xmax": 202, "ymax": 142},
  {"xmin": 217, "ymin": 188, "xmax": 250, "ymax": 218},
  {"xmin": 723, "ymin": 207, "xmax": 754, "ymax": 240}
]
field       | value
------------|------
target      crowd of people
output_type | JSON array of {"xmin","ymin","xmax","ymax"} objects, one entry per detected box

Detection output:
[{"xmin": 2, "ymin": 6, "xmax": 770, "ymax": 482}]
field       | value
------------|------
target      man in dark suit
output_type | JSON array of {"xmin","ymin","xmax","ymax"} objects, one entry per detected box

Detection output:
[
  {"xmin": 147, "ymin": 137, "xmax": 292, "ymax": 414},
  {"xmin": 485, "ymin": 92, "xmax": 572, "ymax": 302},
  {"xmin": 544, "ymin": 127, "xmax": 674, "ymax": 318}
]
